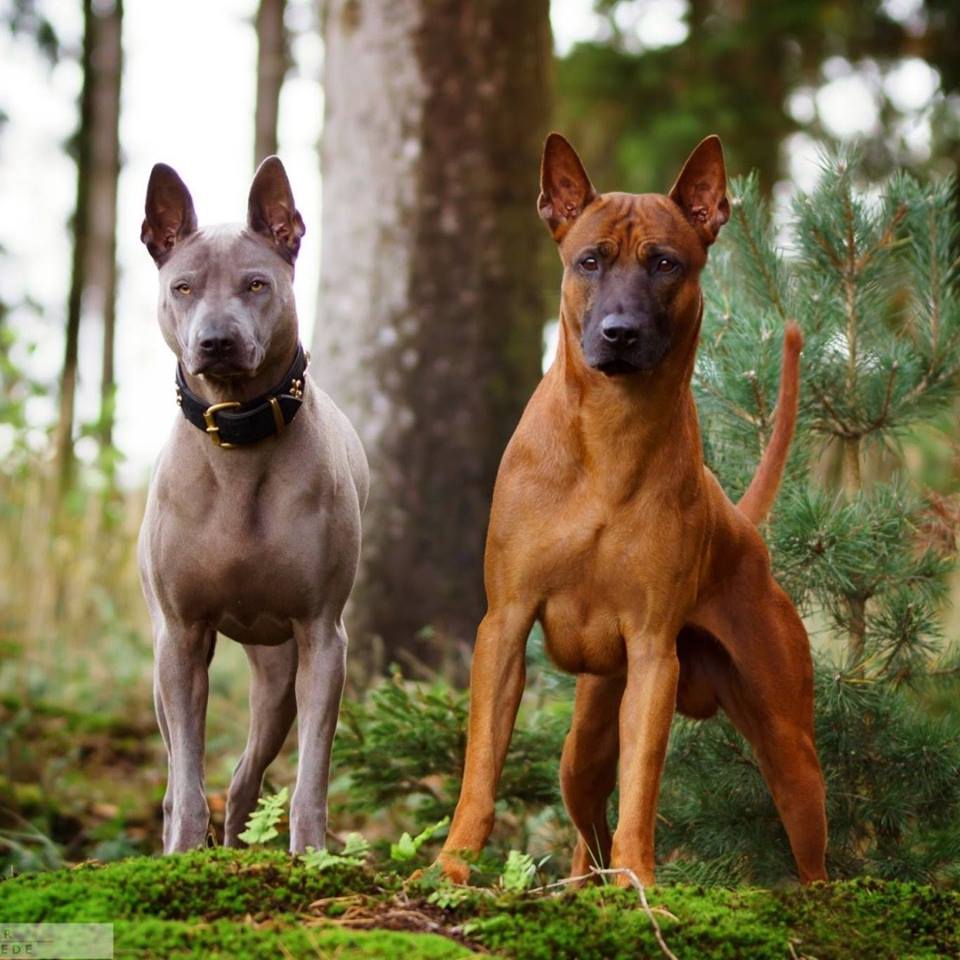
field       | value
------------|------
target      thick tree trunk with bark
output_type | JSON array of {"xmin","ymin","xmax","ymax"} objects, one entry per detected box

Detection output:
[
  {"xmin": 315, "ymin": 0, "xmax": 551, "ymax": 673},
  {"xmin": 254, "ymin": 0, "xmax": 287, "ymax": 166}
]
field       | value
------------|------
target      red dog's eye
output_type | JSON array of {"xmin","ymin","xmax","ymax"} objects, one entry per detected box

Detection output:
[
  {"xmin": 656, "ymin": 257, "xmax": 675, "ymax": 273},
  {"xmin": 581, "ymin": 256, "xmax": 599, "ymax": 272}
]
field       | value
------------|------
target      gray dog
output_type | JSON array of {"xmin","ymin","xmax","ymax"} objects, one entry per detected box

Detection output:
[{"xmin": 138, "ymin": 157, "xmax": 368, "ymax": 854}]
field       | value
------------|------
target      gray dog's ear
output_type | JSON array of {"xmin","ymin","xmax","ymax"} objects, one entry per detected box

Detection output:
[
  {"xmin": 538, "ymin": 133, "xmax": 598, "ymax": 242},
  {"xmin": 247, "ymin": 156, "xmax": 305, "ymax": 265},
  {"xmin": 668, "ymin": 135, "xmax": 729, "ymax": 248},
  {"xmin": 141, "ymin": 163, "xmax": 198, "ymax": 266}
]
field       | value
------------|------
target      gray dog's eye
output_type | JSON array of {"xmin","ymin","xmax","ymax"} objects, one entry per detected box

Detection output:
[
  {"xmin": 248, "ymin": 279, "xmax": 267, "ymax": 293},
  {"xmin": 173, "ymin": 281, "xmax": 191, "ymax": 295}
]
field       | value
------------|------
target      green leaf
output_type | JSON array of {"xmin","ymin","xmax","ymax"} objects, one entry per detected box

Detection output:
[
  {"xmin": 301, "ymin": 832, "xmax": 370, "ymax": 872},
  {"xmin": 389, "ymin": 816, "xmax": 450, "ymax": 861},
  {"xmin": 389, "ymin": 832, "xmax": 418, "ymax": 862},
  {"xmin": 238, "ymin": 786, "xmax": 288, "ymax": 846},
  {"xmin": 500, "ymin": 849, "xmax": 537, "ymax": 893},
  {"xmin": 300, "ymin": 847, "xmax": 340, "ymax": 871},
  {"xmin": 341, "ymin": 832, "xmax": 371, "ymax": 858},
  {"xmin": 427, "ymin": 882, "xmax": 475, "ymax": 909}
]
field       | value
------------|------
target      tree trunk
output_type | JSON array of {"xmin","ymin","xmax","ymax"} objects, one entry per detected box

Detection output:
[
  {"xmin": 55, "ymin": 0, "xmax": 123, "ymax": 495},
  {"xmin": 90, "ymin": 0, "xmax": 123, "ymax": 456},
  {"xmin": 254, "ymin": 0, "xmax": 287, "ymax": 166},
  {"xmin": 55, "ymin": 0, "xmax": 96, "ymax": 498},
  {"xmin": 315, "ymin": 0, "xmax": 551, "ymax": 674}
]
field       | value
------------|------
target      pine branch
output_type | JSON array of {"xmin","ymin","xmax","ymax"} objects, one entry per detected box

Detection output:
[
  {"xmin": 729, "ymin": 189, "xmax": 788, "ymax": 322},
  {"xmin": 697, "ymin": 379, "xmax": 762, "ymax": 429},
  {"xmin": 745, "ymin": 369, "xmax": 771, "ymax": 440}
]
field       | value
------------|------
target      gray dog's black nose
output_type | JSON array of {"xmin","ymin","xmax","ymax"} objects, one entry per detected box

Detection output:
[
  {"xmin": 198, "ymin": 331, "xmax": 236, "ymax": 357},
  {"xmin": 601, "ymin": 314, "xmax": 639, "ymax": 348}
]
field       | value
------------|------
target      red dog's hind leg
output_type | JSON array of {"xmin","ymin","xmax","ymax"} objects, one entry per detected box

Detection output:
[
  {"xmin": 560, "ymin": 673, "xmax": 625, "ymax": 879},
  {"xmin": 691, "ymin": 571, "xmax": 828, "ymax": 883}
]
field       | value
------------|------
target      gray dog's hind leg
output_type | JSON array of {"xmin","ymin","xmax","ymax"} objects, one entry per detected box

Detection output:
[
  {"xmin": 153, "ymin": 672, "xmax": 174, "ymax": 852},
  {"xmin": 223, "ymin": 639, "xmax": 298, "ymax": 846},
  {"xmin": 288, "ymin": 616, "xmax": 347, "ymax": 853},
  {"xmin": 154, "ymin": 624, "xmax": 216, "ymax": 853}
]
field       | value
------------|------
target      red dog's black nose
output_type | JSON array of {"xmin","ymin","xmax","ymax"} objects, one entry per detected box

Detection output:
[{"xmin": 601, "ymin": 314, "xmax": 639, "ymax": 348}]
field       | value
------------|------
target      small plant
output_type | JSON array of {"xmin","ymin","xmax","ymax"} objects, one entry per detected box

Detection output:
[
  {"xmin": 426, "ymin": 881, "xmax": 477, "ymax": 909},
  {"xmin": 301, "ymin": 832, "xmax": 371, "ymax": 871},
  {"xmin": 390, "ymin": 816, "xmax": 450, "ymax": 862},
  {"xmin": 237, "ymin": 786, "xmax": 288, "ymax": 845},
  {"xmin": 499, "ymin": 850, "xmax": 546, "ymax": 893}
]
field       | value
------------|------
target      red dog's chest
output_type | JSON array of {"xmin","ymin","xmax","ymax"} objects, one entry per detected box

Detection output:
[{"xmin": 528, "ymin": 493, "xmax": 703, "ymax": 674}]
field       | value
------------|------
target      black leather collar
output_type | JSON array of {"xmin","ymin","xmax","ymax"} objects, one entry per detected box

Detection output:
[{"xmin": 175, "ymin": 344, "xmax": 308, "ymax": 448}]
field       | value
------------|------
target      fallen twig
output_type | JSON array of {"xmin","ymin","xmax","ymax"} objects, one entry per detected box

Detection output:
[
  {"xmin": 527, "ymin": 870, "xmax": 595, "ymax": 894},
  {"xmin": 589, "ymin": 866, "xmax": 680, "ymax": 960}
]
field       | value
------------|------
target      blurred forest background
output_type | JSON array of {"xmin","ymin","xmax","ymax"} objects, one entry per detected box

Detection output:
[{"xmin": 1, "ymin": 0, "xmax": 960, "ymax": 884}]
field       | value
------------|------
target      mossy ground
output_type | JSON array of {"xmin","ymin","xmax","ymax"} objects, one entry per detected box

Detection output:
[{"xmin": 2, "ymin": 849, "xmax": 959, "ymax": 958}]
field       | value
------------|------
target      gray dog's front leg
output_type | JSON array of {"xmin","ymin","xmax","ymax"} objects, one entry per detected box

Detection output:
[
  {"xmin": 224, "ymin": 639, "xmax": 298, "ymax": 846},
  {"xmin": 289, "ymin": 616, "xmax": 347, "ymax": 852},
  {"xmin": 154, "ymin": 623, "xmax": 214, "ymax": 852}
]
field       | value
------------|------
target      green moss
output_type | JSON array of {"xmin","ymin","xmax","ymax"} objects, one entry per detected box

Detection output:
[
  {"xmin": 114, "ymin": 919, "xmax": 472, "ymax": 959},
  {"xmin": 0, "ymin": 849, "xmax": 387, "ymax": 922},
  {"xmin": 763, "ymin": 878, "xmax": 960, "ymax": 960},
  {"xmin": 465, "ymin": 886, "xmax": 789, "ymax": 960},
  {"xmin": 3, "ymin": 852, "xmax": 960, "ymax": 960},
  {"xmin": 465, "ymin": 881, "xmax": 960, "ymax": 959}
]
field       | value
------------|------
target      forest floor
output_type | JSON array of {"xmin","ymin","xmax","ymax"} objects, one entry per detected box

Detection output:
[{"xmin": 2, "ymin": 847, "xmax": 960, "ymax": 959}]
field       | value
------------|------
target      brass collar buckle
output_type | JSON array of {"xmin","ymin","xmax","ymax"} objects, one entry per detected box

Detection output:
[
  {"xmin": 203, "ymin": 401, "xmax": 242, "ymax": 448},
  {"xmin": 175, "ymin": 342, "xmax": 308, "ymax": 448}
]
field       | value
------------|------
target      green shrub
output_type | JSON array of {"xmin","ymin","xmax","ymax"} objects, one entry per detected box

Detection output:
[{"xmin": 332, "ymin": 664, "xmax": 568, "ymax": 846}]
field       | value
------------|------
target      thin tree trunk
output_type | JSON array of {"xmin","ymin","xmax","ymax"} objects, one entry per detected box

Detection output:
[
  {"xmin": 315, "ymin": 0, "xmax": 551, "ymax": 673},
  {"xmin": 55, "ymin": 0, "xmax": 123, "ymax": 493},
  {"xmin": 55, "ymin": 0, "xmax": 96, "ymax": 499},
  {"xmin": 89, "ymin": 0, "xmax": 123, "ymax": 456},
  {"xmin": 254, "ymin": 0, "xmax": 287, "ymax": 166}
]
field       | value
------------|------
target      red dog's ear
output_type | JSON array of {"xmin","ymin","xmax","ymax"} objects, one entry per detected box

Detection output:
[
  {"xmin": 668, "ymin": 135, "xmax": 729, "ymax": 248},
  {"xmin": 538, "ymin": 133, "xmax": 598, "ymax": 242},
  {"xmin": 141, "ymin": 163, "xmax": 198, "ymax": 266}
]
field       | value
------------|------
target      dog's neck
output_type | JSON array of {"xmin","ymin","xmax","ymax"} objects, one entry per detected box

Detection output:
[
  {"xmin": 554, "ymin": 305, "xmax": 705, "ymax": 495},
  {"xmin": 173, "ymin": 335, "xmax": 306, "ymax": 478}
]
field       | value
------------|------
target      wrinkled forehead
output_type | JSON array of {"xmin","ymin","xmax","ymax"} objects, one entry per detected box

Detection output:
[
  {"xmin": 560, "ymin": 192, "xmax": 704, "ymax": 265},
  {"xmin": 160, "ymin": 223, "xmax": 290, "ymax": 276}
]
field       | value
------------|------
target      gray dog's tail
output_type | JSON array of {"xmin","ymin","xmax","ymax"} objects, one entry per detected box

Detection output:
[{"xmin": 736, "ymin": 322, "xmax": 803, "ymax": 525}]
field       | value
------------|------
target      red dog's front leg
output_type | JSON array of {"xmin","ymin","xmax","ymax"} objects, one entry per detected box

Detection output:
[
  {"xmin": 610, "ymin": 635, "xmax": 680, "ymax": 886},
  {"xmin": 440, "ymin": 603, "xmax": 536, "ymax": 882}
]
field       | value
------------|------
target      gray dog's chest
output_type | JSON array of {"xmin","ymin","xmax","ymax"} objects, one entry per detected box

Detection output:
[
  {"xmin": 150, "ymin": 476, "xmax": 329, "ymax": 625},
  {"xmin": 141, "ymin": 406, "xmax": 362, "ymax": 644}
]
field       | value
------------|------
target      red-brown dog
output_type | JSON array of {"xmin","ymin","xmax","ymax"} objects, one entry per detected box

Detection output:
[{"xmin": 439, "ymin": 134, "xmax": 827, "ymax": 885}]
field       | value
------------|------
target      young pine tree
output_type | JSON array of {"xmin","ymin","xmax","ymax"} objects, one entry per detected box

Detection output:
[{"xmin": 658, "ymin": 152, "xmax": 960, "ymax": 885}]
